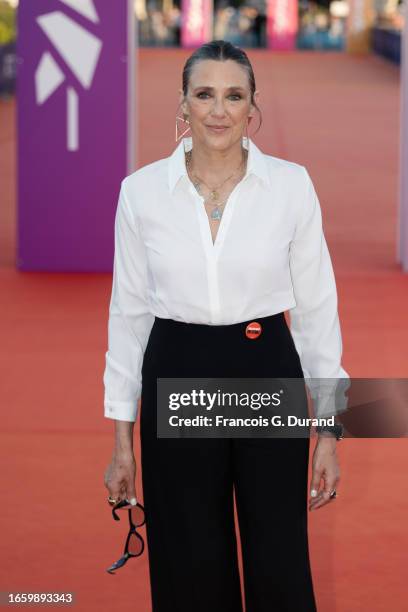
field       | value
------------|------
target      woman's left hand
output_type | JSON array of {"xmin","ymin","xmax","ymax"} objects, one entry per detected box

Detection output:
[{"xmin": 309, "ymin": 436, "xmax": 340, "ymax": 511}]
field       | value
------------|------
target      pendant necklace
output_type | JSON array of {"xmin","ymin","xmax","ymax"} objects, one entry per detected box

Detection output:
[{"xmin": 185, "ymin": 149, "xmax": 247, "ymax": 220}]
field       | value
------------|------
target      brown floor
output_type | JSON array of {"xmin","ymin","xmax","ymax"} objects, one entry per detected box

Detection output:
[{"xmin": 1, "ymin": 49, "xmax": 407, "ymax": 611}]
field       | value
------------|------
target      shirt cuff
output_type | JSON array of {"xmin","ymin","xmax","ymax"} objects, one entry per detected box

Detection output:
[
  {"xmin": 307, "ymin": 378, "xmax": 351, "ymax": 418},
  {"xmin": 104, "ymin": 397, "xmax": 139, "ymax": 422}
]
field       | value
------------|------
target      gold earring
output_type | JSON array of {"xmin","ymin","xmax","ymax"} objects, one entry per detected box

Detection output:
[{"xmin": 175, "ymin": 115, "xmax": 190, "ymax": 142}]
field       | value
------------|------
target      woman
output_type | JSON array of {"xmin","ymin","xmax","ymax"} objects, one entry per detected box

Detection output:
[{"xmin": 103, "ymin": 40, "xmax": 349, "ymax": 612}]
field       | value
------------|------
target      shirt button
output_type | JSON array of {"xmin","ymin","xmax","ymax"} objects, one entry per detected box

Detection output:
[{"xmin": 245, "ymin": 321, "xmax": 262, "ymax": 339}]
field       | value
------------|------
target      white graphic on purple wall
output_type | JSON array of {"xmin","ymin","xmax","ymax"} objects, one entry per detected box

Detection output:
[{"xmin": 34, "ymin": 0, "xmax": 102, "ymax": 151}]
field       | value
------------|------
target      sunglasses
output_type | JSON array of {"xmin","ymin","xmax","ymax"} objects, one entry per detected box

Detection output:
[{"xmin": 106, "ymin": 499, "xmax": 146, "ymax": 574}]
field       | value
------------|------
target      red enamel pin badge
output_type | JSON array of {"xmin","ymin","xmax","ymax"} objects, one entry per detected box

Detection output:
[{"xmin": 245, "ymin": 321, "xmax": 262, "ymax": 339}]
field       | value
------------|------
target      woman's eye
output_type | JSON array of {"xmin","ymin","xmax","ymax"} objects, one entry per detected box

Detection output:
[{"xmin": 196, "ymin": 92, "xmax": 242, "ymax": 100}]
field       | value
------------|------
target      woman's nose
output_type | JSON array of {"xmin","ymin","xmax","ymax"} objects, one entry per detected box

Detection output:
[{"xmin": 210, "ymin": 98, "xmax": 227, "ymax": 117}]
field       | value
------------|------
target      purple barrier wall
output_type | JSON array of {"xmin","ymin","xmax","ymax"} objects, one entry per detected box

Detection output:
[
  {"xmin": 17, "ymin": 0, "xmax": 135, "ymax": 271},
  {"xmin": 399, "ymin": 10, "xmax": 408, "ymax": 271}
]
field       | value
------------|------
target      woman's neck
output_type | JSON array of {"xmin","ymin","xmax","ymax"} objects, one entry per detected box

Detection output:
[{"xmin": 187, "ymin": 137, "xmax": 246, "ymax": 183}]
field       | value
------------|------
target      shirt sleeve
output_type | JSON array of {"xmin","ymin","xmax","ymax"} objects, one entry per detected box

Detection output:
[
  {"xmin": 103, "ymin": 179, "xmax": 155, "ymax": 422},
  {"xmin": 288, "ymin": 167, "xmax": 350, "ymax": 418}
]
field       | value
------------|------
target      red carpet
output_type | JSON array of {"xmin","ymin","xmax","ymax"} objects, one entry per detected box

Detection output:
[{"xmin": 1, "ymin": 49, "xmax": 407, "ymax": 611}]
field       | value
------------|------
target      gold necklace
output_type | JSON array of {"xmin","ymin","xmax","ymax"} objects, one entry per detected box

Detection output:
[{"xmin": 185, "ymin": 149, "xmax": 247, "ymax": 220}]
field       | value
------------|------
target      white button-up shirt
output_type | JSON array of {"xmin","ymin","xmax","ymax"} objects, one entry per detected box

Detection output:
[{"xmin": 103, "ymin": 136, "xmax": 349, "ymax": 422}]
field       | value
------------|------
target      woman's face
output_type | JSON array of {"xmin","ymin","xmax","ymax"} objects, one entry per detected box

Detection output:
[{"xmin": 180, "ymin": 59, "xmax": 259, "ymax": 151}]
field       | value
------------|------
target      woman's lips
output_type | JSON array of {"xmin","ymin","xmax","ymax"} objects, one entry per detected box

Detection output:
[{"xmin": 206, "ymin": 125, "xmax": 229, "ymax": 133}]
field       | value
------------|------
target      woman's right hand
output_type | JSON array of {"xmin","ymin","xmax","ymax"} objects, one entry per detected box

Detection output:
[{"xmin": 104, "ymin": 450, "xmax": 137, "ymax": 505}]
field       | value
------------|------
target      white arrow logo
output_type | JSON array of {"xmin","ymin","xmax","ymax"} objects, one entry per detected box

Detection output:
[{"xmin": 34, "ymin": 0, "xmax": 102, "ymax": 151}]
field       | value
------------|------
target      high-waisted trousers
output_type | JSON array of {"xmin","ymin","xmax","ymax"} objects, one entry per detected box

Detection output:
[{"xmin": 140, "ymin": 312, "xmax": 317, "ymax": 612}]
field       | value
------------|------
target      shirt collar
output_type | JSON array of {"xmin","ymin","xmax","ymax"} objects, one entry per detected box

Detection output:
[{"xmin": 167, "ymin": 136, "xmax": 271, "ymax": 194}]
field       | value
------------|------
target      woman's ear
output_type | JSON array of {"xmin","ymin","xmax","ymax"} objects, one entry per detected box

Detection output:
[
  {"xmin": 178, "ymin": 89, "xmax": 188, "ymax": 117},
  {"xmin": 178, "ymin": 88, "xmax": 184, "ymax": 107},
  {"xmin": 249, "ymin": 89, "xmax": 260, "ymax": 118}
]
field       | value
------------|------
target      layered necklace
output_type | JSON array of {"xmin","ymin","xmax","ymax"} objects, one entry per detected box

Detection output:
[{"xmin": 185, "ymin": 148, "xmax": 248, "ymax": 220}]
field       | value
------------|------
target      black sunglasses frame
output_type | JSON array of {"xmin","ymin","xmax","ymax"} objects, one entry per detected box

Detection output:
[{"xmin": 106, "ymin": 499, "xmax": 146, "ymax": 574}]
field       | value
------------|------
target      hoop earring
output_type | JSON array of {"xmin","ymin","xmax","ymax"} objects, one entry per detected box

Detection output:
[{"xmin": 175, "ymin": 115, "xmax": 190, "ymax": 142}]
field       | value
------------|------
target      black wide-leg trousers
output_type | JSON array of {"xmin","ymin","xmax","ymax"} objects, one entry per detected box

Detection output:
[{"xmin": 140, "ymin": 313, "xmax": 317, "ymax": 612}]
